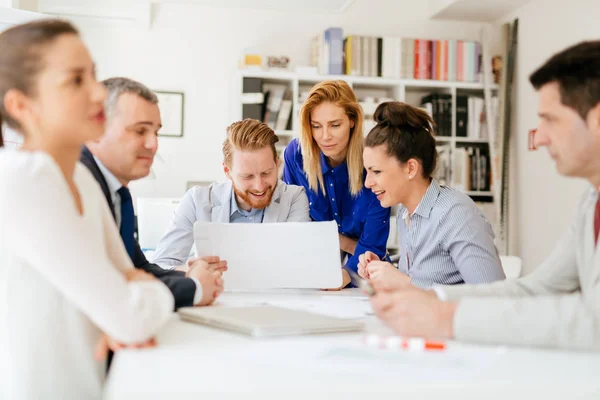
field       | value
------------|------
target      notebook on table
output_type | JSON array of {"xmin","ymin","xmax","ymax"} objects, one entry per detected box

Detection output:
[{"xmin": 178, "ymin": 305, "xmax": 364, "ymax": 337}]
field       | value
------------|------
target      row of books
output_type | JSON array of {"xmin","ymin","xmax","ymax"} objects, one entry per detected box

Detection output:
[
  {"xmin": 311, "ymin": 28, "xmax": 484, "ymax": 82},
  {"xmin": 453, "ymin": 145, "xmax": 491, "ymax": 192},
  {"xmin": 430, "ymin": 144, "xmax": 494, "ymax": 200},
  {"xmin": 421, "ymin": 93, "xmax": 497, "ymax": 139},
  {"xmin": 241, "ymin": 78, "xmax": 293, "ymax": 131}
]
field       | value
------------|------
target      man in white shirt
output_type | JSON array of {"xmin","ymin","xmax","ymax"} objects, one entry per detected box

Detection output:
[
  {"xmin": 152, "ymin": 118, "xmax": 311, "ymax": 269},
  {"xmin": 82, "ymin": 77, "xmax": 223, "ymax": 310},
  {"xmin": 367, "ymin": 40, "xmax": 600, "ymax": 351}
]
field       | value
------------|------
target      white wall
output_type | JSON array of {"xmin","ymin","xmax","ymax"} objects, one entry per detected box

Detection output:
[
  {"xmin": 495, "ymin": 0, "xmax": 599, "ymax": 274},
  {"xmin": 72, "ymin": 0, "xmax": 486, "ymax": 199}
]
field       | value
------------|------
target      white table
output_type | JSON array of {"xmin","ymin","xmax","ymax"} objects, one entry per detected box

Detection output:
[{"xmin": 104, "ymin": 289, "xmax": 600, "ymax": 399}]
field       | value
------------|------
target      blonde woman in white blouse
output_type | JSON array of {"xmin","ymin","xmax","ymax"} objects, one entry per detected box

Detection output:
[{"xmin": 0, "ymin": 20, "xmax": 174, "ymax": 400}]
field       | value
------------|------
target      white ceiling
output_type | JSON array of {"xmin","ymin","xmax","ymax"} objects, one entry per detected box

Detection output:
[
  {"xmin": 154, "ymin": 0, "xmax": 356, "ymax": 13},
  {"xmin": 430, "ymin": 0, "xmax": 532, "ymax": 22}
]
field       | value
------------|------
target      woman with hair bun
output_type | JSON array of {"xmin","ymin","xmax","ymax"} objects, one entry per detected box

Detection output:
[{"xmin": 358, "ymin": 101, "xmax": 505, "ymax": 290}]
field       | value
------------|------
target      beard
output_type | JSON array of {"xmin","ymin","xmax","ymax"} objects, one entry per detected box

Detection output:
[{"xmin": 233, "ymin": 182, "xmax": 276, "ymax": 210}]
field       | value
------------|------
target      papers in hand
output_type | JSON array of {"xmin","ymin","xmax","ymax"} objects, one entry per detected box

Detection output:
[{"xmin": 193, "ymin": 220, "xmax": 342, "ymax": 290}]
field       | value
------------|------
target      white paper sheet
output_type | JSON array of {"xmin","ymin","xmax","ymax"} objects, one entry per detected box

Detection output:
[
  {"xmin": 215, "ymin": 295, "xmax": 373, "ymax": 319},
  {"xmin": 194, "ymin": 220, "xmax": 343, "ymax": 290}
]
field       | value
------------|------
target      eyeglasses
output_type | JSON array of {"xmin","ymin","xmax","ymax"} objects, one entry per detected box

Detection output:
[{"xmin": 528, "ymin": 128, "xmax": 537, "ymax": 151}]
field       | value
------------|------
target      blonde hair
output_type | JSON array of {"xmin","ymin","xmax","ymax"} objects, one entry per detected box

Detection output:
[
  {"xmin": 222, "ymin": 118, "xmax": 279, "ymax": 166},
  {"xmin": 299, "ymin": 80, "xmax": 364, "ymax": 196}
]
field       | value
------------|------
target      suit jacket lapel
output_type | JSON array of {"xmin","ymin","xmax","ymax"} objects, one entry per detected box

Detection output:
[
  {"xmin": 211, "ymin": 181, "xmax": 233, "ymax": 223},
  {"xmin": 263, "ymin": 181, "xmax": 283, "ymax": 223},
  {"xmin": 80, "ymin": 146, "xmax": 116, "ymax": 219}
]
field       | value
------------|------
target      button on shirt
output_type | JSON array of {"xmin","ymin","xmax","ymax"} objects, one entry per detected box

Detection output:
[
  {"xmin": 95, "ymin": 158, "xmax": 203, "ymax": 304},
  {"xmin": 230, "ymin": 192, "xmax": 265, "ymax": 223},
  {"xmin": 283, "ymin": 138, "xmax": 390, "ymax": 272},
  {"xmin": 397, "ymin": 178, "xmax": 505, "ymax": 288}
]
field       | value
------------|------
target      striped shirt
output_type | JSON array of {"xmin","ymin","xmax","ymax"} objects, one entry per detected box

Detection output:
[{"xmin": 397, "ymin": 179, "xmax": 505, "ymax": 288}]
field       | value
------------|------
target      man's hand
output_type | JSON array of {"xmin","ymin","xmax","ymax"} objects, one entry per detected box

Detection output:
[
  {"xmin": 187, "ymin": 256, "xmax": 228, "ymax": 273},
  {"xmin": 339, "ymin": 234, "xmax": 358, "ymax": 255},
  {"xmin": 367, "ymin": 261, "xmax": 412, "ymax": 291},
  {"xmin": 124, "ymin": 268, "xmax": 155, "ymax": 282},
  {"xmin": 187, "ymin": 262, "xmax": 224, "ymax": 306},
  {"xmin": 94, "ymin": 334, "xmax": 156, "ymax": 361},
  {"xmin": 357, "ymin": 251, "xmax": 380, "ymax": 279},
  {"xmin": 370, "ymin": 287, "xmax": 456, "ymax": 339}
]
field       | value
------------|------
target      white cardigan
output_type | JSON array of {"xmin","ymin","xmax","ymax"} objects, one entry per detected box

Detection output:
[{"xmin": 0, "ymin": 150, "xmax": 174, "ymax": 400}]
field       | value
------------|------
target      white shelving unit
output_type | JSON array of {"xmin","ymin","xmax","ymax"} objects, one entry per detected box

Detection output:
[{"xmin": 234, "ymin": 68, "xmax": 497, "ymax": 200}]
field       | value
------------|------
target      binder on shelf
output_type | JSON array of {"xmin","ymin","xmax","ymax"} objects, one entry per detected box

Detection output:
[
  {"xmin": 263, "ymin": 84, "xmax": 287, "ymax": 130},
  {"xmin": 242, "ymin": 77, "xmax": 264, "ymax": 121},
  {"xmin": 456, "ymin": 95, "xmax": 468, "ymax": 137},
  {"xmin": 325, "ymin": 27, "xmax": 344, "ymax": 75},
  {"xmin": 421, "ymin": 93, "xmax": 451, "ymax": 137}
]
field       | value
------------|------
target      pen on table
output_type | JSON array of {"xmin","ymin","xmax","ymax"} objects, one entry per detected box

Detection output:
[{"xmin": 363, "ymin": 334, "xmax": 446, "ymax": 351}]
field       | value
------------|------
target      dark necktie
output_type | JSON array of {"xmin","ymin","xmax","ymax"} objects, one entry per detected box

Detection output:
[
  {"xmin": 117, "ymin": 186, "xmax": 135, "ymax": 260},
  {"xmin": 594, "ymin": 196, "xmax": 600, "ymax": 246}
]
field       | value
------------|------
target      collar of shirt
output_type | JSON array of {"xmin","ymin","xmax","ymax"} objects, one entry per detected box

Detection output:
[
  {"xmin": 320, "ymin": 152, "xmax": 349, "ymax": 183},
  {"xmin": 229, "ymin": 187, "xmax": 263, "ymax": 218},
  {"xmin": 401, "ymin": 178, "xmax": 441, "ymax": 221},
  {"xmin": 94, "ymin": 156, "xmax": 123, "ymax": 199}
]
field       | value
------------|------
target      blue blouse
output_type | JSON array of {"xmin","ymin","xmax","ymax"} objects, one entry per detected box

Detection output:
[{"xmin": 283, "ymin": 138, "xmax": 391, "ymax": 272}]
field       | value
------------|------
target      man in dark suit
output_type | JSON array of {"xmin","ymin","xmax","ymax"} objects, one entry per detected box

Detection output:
[{"xmin": 82, "ymin": 77, "xmax": 225, "ymax": 311}]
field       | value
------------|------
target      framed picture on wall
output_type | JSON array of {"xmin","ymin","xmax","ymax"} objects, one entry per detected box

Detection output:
[{"xmin": 155, "ymin": 91, "xmax": 184, "ymax": 137}]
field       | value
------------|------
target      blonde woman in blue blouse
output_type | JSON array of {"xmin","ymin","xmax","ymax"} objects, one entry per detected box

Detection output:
[{"xmin": 283, "ymin": 80, "xmax": 391, "ymax": 288}]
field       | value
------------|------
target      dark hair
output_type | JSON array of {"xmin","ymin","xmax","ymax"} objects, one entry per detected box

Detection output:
[
  {"xmin": 365, "ymin": 101, "xmax": 437, "ymax": 178},
  {"xmin": 529, "ymin": 40, "xmax": 600, "ymax": 120},
  {"xmin": 0, "ymin": 19, "xmax": 79, "ymax": 148}
]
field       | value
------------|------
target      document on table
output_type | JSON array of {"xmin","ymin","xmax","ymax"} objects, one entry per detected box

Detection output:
[
  {"xmin": 216, "ymin": 295, "xmax": 373, "ymax": 319},
  {"xmin": 193, "ymin": 220, "xmax": 343, "ymax": 290}
]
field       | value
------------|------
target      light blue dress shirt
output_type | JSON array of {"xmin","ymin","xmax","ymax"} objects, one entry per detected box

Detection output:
[
  {"xmin": 229, "ymin": 192, "xmax": 265, "ymax": 223},
  {"xmin": 95, "ymin": 157, "xmax": 122, "ymax": 226}
]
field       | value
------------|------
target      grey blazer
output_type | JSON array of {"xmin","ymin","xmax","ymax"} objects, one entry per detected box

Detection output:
[
  {"xmin": 438, "ymin": 187, "xmax": 600, "ymax": 351},
  {"xmin": 152, "ymin": 180, "xmax": 310, "ymax": 267}
]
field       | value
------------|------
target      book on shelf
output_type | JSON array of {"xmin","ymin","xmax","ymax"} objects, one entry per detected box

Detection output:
[
  {"xmin": 263, "ymin": 84, "xmax": 288, "ymax": 130},
  {"xmin": 312, "ymin": 27, "xmax": 344, "ymax": 75},
  {"xmin": 274, "ymin": 90, "xmax": 293, "ymax": 131},
  {"xmin": 453, "ymin": 145, "xmax": 491, "ymax": 193},
  {"xmin": 241, "ymin": 78, "xmax": 292, "ymax": 130},
  {"xmin": 421, "ymin": 93, "xmax": 451, "ymax": 137},
  {"xmin": 419, "ymin": 92, "xmax": 498, "ymax": 139},
  {"xmin": 318, "ymin": 28, "xmax": 483, "ymax": 82},
  {"xmin": 462, "ymin": 95, "xmax": 498, "ymax": 140}
]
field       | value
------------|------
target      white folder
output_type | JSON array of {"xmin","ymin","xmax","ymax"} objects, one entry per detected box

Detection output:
[{"xmin": 193, "ymin": 220, "xmax": 342, "ymax": 290}]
